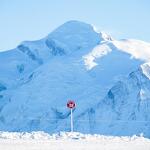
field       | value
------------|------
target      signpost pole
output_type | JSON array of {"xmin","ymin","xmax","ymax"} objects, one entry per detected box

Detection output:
[
  {"xmin": 67, "ymin": 100, "xmax": 75, "ymax": 133},
  {"xmin": 70, "ymin": 108, "xmax": 73, "ymax": 132}
]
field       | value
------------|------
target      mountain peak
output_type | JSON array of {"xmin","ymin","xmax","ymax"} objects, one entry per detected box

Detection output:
[
  {"xmin": 50, "ymin": 20, "xmax": 97, "ymax": 34},
  {"xmin": 46, "ymin": 20, "xmax": 111, "ymax": 53}
]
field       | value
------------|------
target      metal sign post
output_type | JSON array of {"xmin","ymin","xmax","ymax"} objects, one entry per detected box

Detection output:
[
  {"xmin": 70, "ymin": 108, "xmax": 73, "ymax": 132},
  {"xmin": 67, "ymin": 100, "xmax": 76, "ymax": 132}
]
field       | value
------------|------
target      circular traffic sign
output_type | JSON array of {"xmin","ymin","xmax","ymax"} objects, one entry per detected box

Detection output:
[{"xmin": 67, "ymin": 100, "xmax": 76, "ymax": 109}]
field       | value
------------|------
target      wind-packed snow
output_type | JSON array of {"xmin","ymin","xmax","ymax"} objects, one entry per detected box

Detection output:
[
  {"xmin": 0, "ymin": 20, "xmax": 150, "ymax": 138},
  {"xmin": 82, "ymin": 38, "xmax": 150, "ymax": 71},
  {"xmin": 112, "ymin": 39, "xmax": 150, "ymax": 61},
  {"xmin": 0, "ymin": 132, "xmax": 150, "ymax": 150},
  {"xmin": 83, "ymin": 43, "xmax": 112, "ymax": 70}
]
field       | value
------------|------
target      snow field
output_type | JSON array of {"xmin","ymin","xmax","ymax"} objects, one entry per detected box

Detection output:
[{"xmin": 0, "ymin": 132, "xmax": 150, "ymax": 150}]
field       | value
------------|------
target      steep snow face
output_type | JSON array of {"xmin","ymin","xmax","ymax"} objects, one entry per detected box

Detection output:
[
  {"xmin": 0, "ymin": 20, "xmax": 150, "ymax": 137},
  {"xmin": 83, "ymin": 39, "xmax": 150, "ymax": 71},
  {"xmin": 0, "ymin": 49, "xmax": 39, "ymax": 88},
  {"xmin": 111, "ymin": 39, "xmax": 150, "ymax": 61},
  {"xmin": 82, "ymin": 40, "xmax": 145, "ymax": 85},
  {"xmin": 83, "ymin": 43, "xmax": 112, "ymax": 70},
  {"xmin": 47, "ymin": 21, "xmax": 101, "ymax": 54},
  {"xmin": 74, "ymin": 64, "xmax": 150, "ymax": 137}
]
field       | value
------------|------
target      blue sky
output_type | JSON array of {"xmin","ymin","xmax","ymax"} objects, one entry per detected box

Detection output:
[{"xmin": 0, "ymin": 0, "xmax": 150, "ymax": 51}]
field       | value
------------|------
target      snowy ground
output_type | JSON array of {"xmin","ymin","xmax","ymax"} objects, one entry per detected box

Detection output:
[{"xmin": 0, "ymin": 132, "xmax": 150, "ymax": 150}]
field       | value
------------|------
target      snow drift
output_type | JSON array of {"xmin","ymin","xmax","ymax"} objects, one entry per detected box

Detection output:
[{"xmin": 0, "ymin": 132, "xmax": 150, "ymax": 150}]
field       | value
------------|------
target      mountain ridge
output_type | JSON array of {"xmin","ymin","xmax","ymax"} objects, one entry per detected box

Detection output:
[{"xmin": 0, "ymin": 20, "xmax": 150, "ymax": 137}]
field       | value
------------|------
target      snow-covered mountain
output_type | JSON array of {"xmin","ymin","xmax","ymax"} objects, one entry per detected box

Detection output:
[{"xmin": 0, "ymin": 20, "xmax": 150, "ymax": 137}]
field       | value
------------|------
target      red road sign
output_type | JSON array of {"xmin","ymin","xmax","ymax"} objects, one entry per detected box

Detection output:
[{"xmin": 67, "ymin": 100, "xmax": 76, "ymax": 109}]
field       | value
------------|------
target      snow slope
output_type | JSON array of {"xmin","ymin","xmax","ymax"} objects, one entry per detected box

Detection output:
[
  {"xmin": 75, "ymin": 64, "xmax": 150, "ymax": 137},
  {"xmin": 0, "ymin": 132, "xmax": 150, "ymax": 150},
  {"xmin": 0, "ymin": 20, "xmax": 150, "ymax": 137}
]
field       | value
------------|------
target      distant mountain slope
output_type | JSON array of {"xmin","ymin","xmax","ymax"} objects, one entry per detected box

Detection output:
[{"xmin": 0, "ymin": 20, "xmax": 150, "ymax": 137}]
